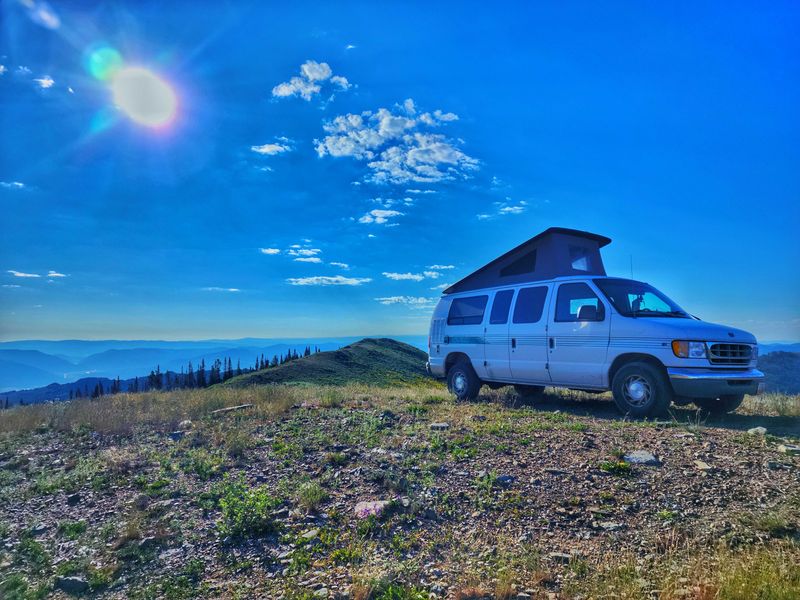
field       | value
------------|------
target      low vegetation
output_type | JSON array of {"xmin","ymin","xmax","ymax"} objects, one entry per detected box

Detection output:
[{"xmin": 0, "ymin": 358, "xmax": 797, "ymax": 598}]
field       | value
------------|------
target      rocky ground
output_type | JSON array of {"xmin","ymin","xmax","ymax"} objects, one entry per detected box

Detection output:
[{"xmin": 1, "ymin": 385, "xmax": 798, "ymax": 599}]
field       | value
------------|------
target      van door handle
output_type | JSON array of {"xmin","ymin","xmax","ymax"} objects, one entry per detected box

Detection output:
[
  {"xmin": 511, "ymin": 338, "xmax": 516, "ymax": 349},
  {"xmin": 549, "ymin": 337, "xmax": 555, "ymax": 349}
]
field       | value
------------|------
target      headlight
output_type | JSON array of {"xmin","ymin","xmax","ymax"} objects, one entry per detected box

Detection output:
[
  {"xmin": 671, "ymin": 340, "xmax": 707, "ymax": 358},
  {"xmin": 752, "ymin": 345, "xmax": 758, "ymax": 360}
]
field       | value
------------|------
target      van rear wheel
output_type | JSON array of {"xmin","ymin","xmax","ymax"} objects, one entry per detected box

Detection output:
[
  {"xmin": 611, "ymin": 362, "xmax": 672, "ymax": 417},
  {"xmin": 694, "ymin": 394, "xmax": 744, "ymax": 415},
  {"xmin": 447, "ymin": 360, "xmax": 481, "ymax": 402}
]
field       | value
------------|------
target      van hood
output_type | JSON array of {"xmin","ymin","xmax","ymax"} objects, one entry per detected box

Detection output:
[{"xmin": 626, "ymin": 316, "xmax": 757, "ymax": 344}]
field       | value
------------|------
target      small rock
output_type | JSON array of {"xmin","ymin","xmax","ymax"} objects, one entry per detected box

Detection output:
[
  {"xmin": 548, "ymin": 552, "xmax": 572, "ymax": 564},
  {"xmin": 133, "ymin": 493, "xmax": 150, "ymax": 511},
  {"xmin": 178, "ymin": 419, "xmax": 193, "ymax": 430},
  {"xmin": 138, "ymin": 536, "xmax": 157, "ymax": 550},
  {"xmin": 598, "ymin": 521, "xmax": 624, "ymax": 531},
  {"xmin": 471, "ymin": 415, "xmax": 487, "ymax": 422},
  {"xmin": 55, "ymin": 576, "xmax": 90, "ymax": 594},
  {"xmin": 66, "ymin": 493, "xmax": 81, "ymax": 507},
  {"xmin": 354, "ymin": 500, "xmax": 391, "ymax": 519},
  {"xmin": 314, "ymin": 587, "xmax": 329, "ymax": 598},
  {"xmin": 430, "ymin": 422, "xmax": 450, "ymax": 431},
  {"xmin": 516, "ymin": 594, "xmax": 532, "ymax": 599},
  {"xmin": 747, "ymin": 426, "xmax": 767, "ymax": 435},
  {"xmin": 168, "ymin": 431, "xmax": 185, "ymax": 442},
  {"xmin": 778, "ymin": 444, "xmax": 800, "ymax": 455},
  {"xmin": 494, "ymin": 474, "xmax": 515, "ymax": 488},
  {"xmin": 624, "ymin": 451, "xmax": 661, "ymax": 466},
  {"xmin": 31, "ymin": 522, "xmax": 49, "ymax": 536},
  {"xmin": 301, "ymin": 529, "xmax": 319, "ymax": 541},
  {"xmin": 693, "ymin": 460, "xmax": 713, "ymax": 472}
]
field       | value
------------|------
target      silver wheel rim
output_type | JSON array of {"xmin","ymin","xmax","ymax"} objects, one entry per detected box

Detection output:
[
  {"xmin": 453, "ymin": 372, "xmax": 467, "ymax": 395},
  {"xmin": 623, "ymin": 375, "xmax": 652, "ymax": 407}
]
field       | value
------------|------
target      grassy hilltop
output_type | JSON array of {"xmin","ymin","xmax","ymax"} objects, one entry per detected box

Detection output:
[{"xmin": 0, "ymin": 339, "xmax": 799, "ymax": 600}]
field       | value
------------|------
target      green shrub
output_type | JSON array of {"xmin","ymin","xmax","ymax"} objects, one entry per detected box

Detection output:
[
  {"xmin": 295, "ymin": 481, "xmax": 328, "ymax": 512},
  {"xmin": 217, "ymin": 476, "xmax": 280, "ymax": 538},
  {"xmin": 599, "ymin": 460, "xmax": 632, "ymax": 476}
]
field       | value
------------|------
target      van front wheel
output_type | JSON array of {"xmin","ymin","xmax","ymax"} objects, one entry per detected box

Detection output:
[
  {"xmin": 447, "ymin": 360, "xmax": 481, "ymax": 402},
  {"xmin": 611, "ymin": 362, "xmax": 672, "ymax": 417}
]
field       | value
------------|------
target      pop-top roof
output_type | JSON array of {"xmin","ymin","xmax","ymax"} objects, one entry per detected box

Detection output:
[{"xmin": 443, "ymin": 227, "xmax": 611, "ymax": 295}]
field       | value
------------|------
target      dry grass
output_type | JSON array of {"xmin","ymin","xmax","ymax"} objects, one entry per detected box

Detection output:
[
  {"xmin": 740, "ymin": 392, "xmax": 800, "ymax": 417},
  {"xmin": 0, "ymin": 382, "xmax": 449, "ymax": 436},
  {"xmin": 563, "ymin": 539, "xmax": 800, "ymax": 599}
]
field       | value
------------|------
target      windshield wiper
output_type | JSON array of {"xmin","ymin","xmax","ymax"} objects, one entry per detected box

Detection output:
[{"xmin": 628, "ymin": 309, "xmax": 689, "ymax": 318}]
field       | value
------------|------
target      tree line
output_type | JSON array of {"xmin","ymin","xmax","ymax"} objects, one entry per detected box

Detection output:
[{"xmin": 1, "ymin": 346, "xmax": 323, "ymax": 408}]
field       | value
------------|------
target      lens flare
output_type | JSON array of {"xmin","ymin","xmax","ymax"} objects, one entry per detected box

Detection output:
[
  {"xmin": 85, "ymin": 46, "xmax": 123, "ymax": 81},
  {"xmin": 111, "ymin": 67, "xmax": 177, "ymax": 128}
]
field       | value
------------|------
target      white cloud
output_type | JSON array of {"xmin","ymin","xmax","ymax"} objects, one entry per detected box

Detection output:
[
  {"xmin": 479, "ymin": 199, "xmax": 528, "ymax": 220},
  {"xmin": 23, "ymin": 0, "xmax": 61, "ymax": 29},
  {"xmin": 47, "ymin": 270, "xmax": 67, "ymax": 277},
  {"xmin": 16, "ymin": 66, "xmax": 32, "ymax": 75},
  {"xmin": 251, "ymin": 141, "xmax": 292, "ymax": 155},
  {"xmin": 383, "ymin": 272, "xmax": 425, "ymax": 282},
  {"xmin": 431, "ymin": 283, "xmax": 451, "ymax": 290},
  {"xmin": 0, "ymin": 65, "xmax": 6, "ymax": 75},
  {"xmin": 34, "ymin": 75, "xmax": 54, "ymax": 89},
  {"xmin": 423, "ymin": 270, "xmax": 442, "ymax": 279},
  {"xmin": 287, "ymin": 247, "xmax": 321, "ymax": 257},
  {"xmin": 2, "ymin": 284, "xmax": 21, "ymax": 288},
  {"xmin": 315, "ymin": 100, "xmax": 478, "ymax": 183},
  {"xmin": 345, "ymin": 44, "xmax": 357, "ymax": 50},
  {"xmin": 287, "ymin": 275, "xmax": 371, "ymax": 286},
  {"xmin": 294, "ymin": 257, "xmax": 322, "ymax": 263},
  {"xmin": 7, "ymin": 270, "xmax": 40, "ymax": 278},
  {"xmin": 375, "ymin": 296, "xmax": 436, "ymax": 309},
  {"xmin": 0, "ymin": 181, "xmax": 25, "ymax": 189},
  {"xmin": 272, "ymin": 60, "xmax": 352, "ymax": 101},
  {"xmin": 202, "ymin": 287, "xmax": 240, "ymax": 292},
  {"xmin": 330, "ymin": 262, "xmax": 349, "ymax": 269},
  {"xmin": 406, "ymin": 189, "xmax": 436, "ymax": 195},
  {"xmin": 259, "ymin": 248, "xmax": 281, "ymax": 255},
  {"xmin": 358, "ymin": 209, "xmax": 403, "ymax": 225},
  {"xmin": 330, "ymin": 75, "xmax": 351, "ymax": 90},
  {"xmin": 427, "ymin": 264, "xmax": 454, "ymax": 270}
]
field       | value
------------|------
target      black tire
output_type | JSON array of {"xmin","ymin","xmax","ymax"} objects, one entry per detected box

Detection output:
[
  {"xmin": 447, "ymin": 360, "xmax": 481, "ymax": 402},
  {"xmin": 514, "ymin": 385, "xmax": 545, "ymax": 403},
  {"xmin": 611, "ymin": 361, "xmax": 672, "ymax": 417},
  {"xmin": 694, "ymin": 394, "xmax": 744, "ymax": 415}
]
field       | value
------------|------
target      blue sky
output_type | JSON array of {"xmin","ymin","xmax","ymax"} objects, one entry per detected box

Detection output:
[{"xmin": 1, "ymin": 1, "xmax": 798, "ymax": 342}]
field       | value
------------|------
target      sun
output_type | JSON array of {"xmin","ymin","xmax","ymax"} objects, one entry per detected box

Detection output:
[{"xmin": 111, "ymin": 66, "xmax": 177, "ymax": 128}]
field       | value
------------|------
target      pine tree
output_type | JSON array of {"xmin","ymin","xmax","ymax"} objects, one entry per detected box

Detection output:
[
  {"xmin": 236, "ymin": 359, "xmax": 242, "ymax": 377},
  {"xmin": 186, "ymin": 362, "xmax": 194, "ymax": 389},
  {"xmin": 132, "ymin": 377, "xmax": 139, "ymax": 393},
  {"xmin": 197, "ymin": 359, "xmax": 206, "ymax": 388}
]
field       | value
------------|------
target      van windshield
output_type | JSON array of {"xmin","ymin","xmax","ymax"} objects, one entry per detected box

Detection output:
[{"xmin": 594, "ymin": 278, "xmax": 690, "ymax": 318}]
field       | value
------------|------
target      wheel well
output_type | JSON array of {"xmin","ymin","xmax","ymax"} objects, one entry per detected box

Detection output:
[
  {"xmin": 608, "ymin": 353, "xmax": 666, "ymax": 385},
  {"xmin": 444, "ymin": 352, "xmax": 471, "ymax": 374}
]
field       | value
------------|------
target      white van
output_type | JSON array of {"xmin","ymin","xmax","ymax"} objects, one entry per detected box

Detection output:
[{"xmin": 427, "ymin": 228, "xmax": 765, "ymax": 417}]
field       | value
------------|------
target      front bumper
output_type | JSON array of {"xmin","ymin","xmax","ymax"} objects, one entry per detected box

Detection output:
[
  {"xmin": 426, "ymin": 357, "xmax": 446, "ymax": 379},
  {"xmin": 667, "ymin": 367, "xmax": 765, "ymax": 399}
]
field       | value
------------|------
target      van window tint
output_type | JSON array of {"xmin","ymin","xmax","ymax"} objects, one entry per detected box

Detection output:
[
  {"xmin": 555, "ymin": 283, "xmax": 604, "ymax": 322},
  {"xmin": 500, "ymin": 250, "xmax": 537, "ymax": 277},
  {"xmin": 512, "ymin": 286, "xmax": 548, "ymax": 323},
  {"xmin": 447, "ymin": 295, "xmax": 488, "ymax": 326},
  {"xmin": 489, "ymin": 290, "xmax": 514, "ymax": 324}
]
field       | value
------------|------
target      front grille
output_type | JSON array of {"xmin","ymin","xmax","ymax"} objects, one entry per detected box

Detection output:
[{"xmin": 708, "ymin": 343, "xmax": 752, "ymax": 365}]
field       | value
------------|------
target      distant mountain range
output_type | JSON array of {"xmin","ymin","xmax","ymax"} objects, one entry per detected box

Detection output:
[{"xmin": 0, "ymin": 336, "xmax": 427, "ymax": 393}]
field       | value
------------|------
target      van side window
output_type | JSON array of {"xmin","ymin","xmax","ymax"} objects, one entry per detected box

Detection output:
[
  {"xmin": 569, "ymin": 246, "xmax": 591, "ymax": 271},
  {"xmin": 555, "ymin": 283, "xmax": 604, "ymax": 322},
  {"xmin": 489, "ymin": 290, "xmax": 514, "ymax": 324},
  {"xmin": 447, "ymin": 295, "xmax": 488, "ymax": 326},
  {"xmin": 512, "ymin": 286, "xmax": 548, "ymax": 323}
]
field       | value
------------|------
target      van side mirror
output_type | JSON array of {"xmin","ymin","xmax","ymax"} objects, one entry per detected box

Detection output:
[{"xmin": 577, "ymin": 305, "xmax": 598, "ymax": 321}]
